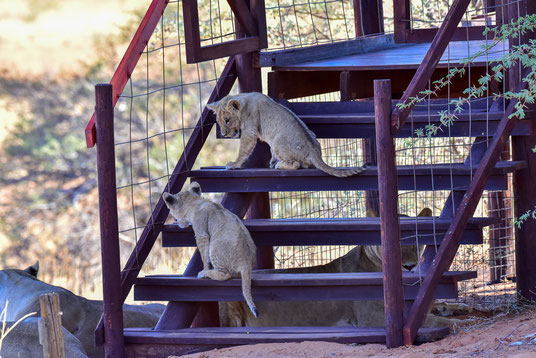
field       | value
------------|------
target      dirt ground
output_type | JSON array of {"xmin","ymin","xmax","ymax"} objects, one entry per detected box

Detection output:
[{"xmin": 175, "ymin": 308, "xmax": 536, "ymax": 358}]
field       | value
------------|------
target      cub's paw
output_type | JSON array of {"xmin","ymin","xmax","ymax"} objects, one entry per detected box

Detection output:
[
  {"xmin": 197, "ymin": 270, "xmax": 209, "ymax": 279},
  {"xmin": 225, "ymin": 161, "xmax": 243, "ymax": 170}
]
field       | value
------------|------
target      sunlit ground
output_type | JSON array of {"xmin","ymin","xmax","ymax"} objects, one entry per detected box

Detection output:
[{"xmin": 0, "ymin": 0, "xmax": 148, "ymax": 77}]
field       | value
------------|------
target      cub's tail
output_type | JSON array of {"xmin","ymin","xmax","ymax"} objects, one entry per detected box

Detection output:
[
  {"xmin": 310, "ymin": 155, "xmax": 368, "ymax": 177},
  {"xmin": 240, "ymin": 266, "xmax": 258, "ymax": 318}
]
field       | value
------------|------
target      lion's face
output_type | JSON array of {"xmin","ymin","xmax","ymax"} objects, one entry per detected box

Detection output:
[{"xmin": 207, "ymin": 96, "xmax": 242, "ymax": 138}]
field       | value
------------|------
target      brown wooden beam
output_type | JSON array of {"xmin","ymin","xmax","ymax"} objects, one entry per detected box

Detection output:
[
  {"xmin": 391, "ymin": 0, "xmax": 472, "ymax": 133},
  {"xmin": 403, "ymin": 69, "xmax": 529, "ymax": 345},
  {"xmin": 95, "ymin": 84, "xmax": 125, "ymax": 357},
  {"xmin": 375, "ymin": 79, "xmax": 404, "ymax": 348},
  {"xmin": 354, "ymin": 0, "xmax": 384, "ymax": 37}
]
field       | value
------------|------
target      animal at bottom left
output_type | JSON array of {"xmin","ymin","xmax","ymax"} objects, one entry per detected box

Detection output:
[{"xmin": 0, "ymin": 262, "xmax": 165, "ymax": 358}]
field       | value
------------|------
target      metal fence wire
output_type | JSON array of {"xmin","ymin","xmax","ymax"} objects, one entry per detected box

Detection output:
[{"xmin": 110, "ymin": 0, "xmax": 518, "ymax": 310}]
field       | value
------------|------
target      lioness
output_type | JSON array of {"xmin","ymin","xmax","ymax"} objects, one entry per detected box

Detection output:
[
  {"xmin": 220, "ymin": 208, "xmax": 459, "ymax": 328},
  {"xmin": 206, "ymin": 92, "xmax": 367, "ymax": 177},
  {"xmin": 0, "ymin": 263, "xmax": 165, "ymax": 358},
  {"xmin": 163, "ymin": 182, "xmax": 258, "ymax": 317}
]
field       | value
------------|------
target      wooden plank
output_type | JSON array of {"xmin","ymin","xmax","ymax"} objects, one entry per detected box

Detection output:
[
  {"xmin": 273, "ymin": 41, "xmax": 505, "ymax": 71},
  {"xmin": 375, "ymin": 79, "xmax": 404, "ymax": 348},
  {"xmin": 390, "ymin": 0, "xmax": 472, "ymax": 133},
  {"xmin": 123, "ymin": 326, "xmax": 450, "ymax": 346},
  {"xmin": 259, "ymin": 35, "xmax": 398, "ymax": 67},
  {"xmin": 403, "ymin": 26, "xmax": 489, "ymax": 43},
  {"xmin": 134, "ymin": 271, "xmax": 476, "ymax": 302},
  {"xmin": 94, "ymin": 57, "xmax": 237, "ymax": 345},
  {"xmin": 39, "ymin": 293, "xmax": 65, "ymax": 358},
  {"xmin": 188, "ymin": 162, "xmax": 522, "ymax": 192},
  {"xmin": 403, "ymin": 68, "xmax": 530, "ymax": 345},
  {"xmin": 85, "ymin": 0, "xmax": 168, "ymax": 147},
  {"xmin": 190, "ymin": 37, "xmax": 260, "ymax": 64},
  {"xmin": 137, "ymin": 271, "xmax": 476, "ymax": 286},
  {"xmin": 161, "ymin": 216, "xmax": 493, "ymax": 247},
  {"xmin": 95, "ymin": 84, "xmax": 125, "ymax": 357}
]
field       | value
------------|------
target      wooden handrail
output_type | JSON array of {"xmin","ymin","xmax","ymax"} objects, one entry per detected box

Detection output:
[
  {"xmin": 390, "ymin": 0, "xmax": 471, "ymax": 134},
  {"xmin": 85, "ymin": 0, "xmax": 169, "ymax": 148}
]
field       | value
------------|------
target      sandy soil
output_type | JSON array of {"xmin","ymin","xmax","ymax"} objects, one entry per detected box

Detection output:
[
  {"xmin": 176, "ymin": 309, "xmax": 536, "ymax": 358},
  {"xmin": 0, "ymin": 0, "xmax": 148, "ymax": 77}
]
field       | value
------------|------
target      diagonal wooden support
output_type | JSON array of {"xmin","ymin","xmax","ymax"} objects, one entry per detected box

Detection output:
[
  {"xmin": 227, "ymin": 0, "xmax": 258, "ymax": 36},
  {"xmin": 94, "ymin": 57, "xmax": 237, "ymax": 345},
  {"xmin": 391, "ymin": 0, "xmax": 471, "ymax": 133},
  {"xmin": 403, "ymin": 69, "xmax": 530, "ymax": 345}
]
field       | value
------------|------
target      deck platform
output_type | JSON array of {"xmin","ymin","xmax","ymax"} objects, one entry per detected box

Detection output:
[{"xmin": 267, "ymin": 40, "xmax": 508, "ymax": 100}]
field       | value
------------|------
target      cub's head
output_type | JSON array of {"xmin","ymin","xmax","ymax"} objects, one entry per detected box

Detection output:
[
  {"xmin": 206, "ymin": 95, "xmax": 242, "ymax": 138},
  {"xmin": 163, "ymin": 182, "xmax": 202, "ymax": 225},
  {"xmin": 364, "ymin": 208, "xmax": 432, "ymax": 271}
]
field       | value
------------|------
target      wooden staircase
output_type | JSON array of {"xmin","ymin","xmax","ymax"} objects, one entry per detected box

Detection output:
[{"xmin": 86, "ymin": 0, "xmax": 536, "ymax": 356}]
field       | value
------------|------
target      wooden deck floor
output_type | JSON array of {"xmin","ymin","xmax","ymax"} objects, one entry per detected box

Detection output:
[{"xmin": 274, "ymin": 40, "xmax": 507, "ymax": 71}]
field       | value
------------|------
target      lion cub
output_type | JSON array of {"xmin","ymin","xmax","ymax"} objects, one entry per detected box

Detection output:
[
  {"xmin": 163, "ymin": 182, "xmax": 258, "ymax": 317},
  {"xmin": 206, "ymin": 92, "xmax": 367, "ymax": 177}
]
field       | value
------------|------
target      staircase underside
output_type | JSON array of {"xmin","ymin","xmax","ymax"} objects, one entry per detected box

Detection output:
[{"xmin": 124, "ymin": 326, "xmax": 450, "ymax": 357}]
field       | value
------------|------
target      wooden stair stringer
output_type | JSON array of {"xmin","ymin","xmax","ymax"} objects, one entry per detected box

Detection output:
[
  {"xmin": 94, "ymin": 57, "xmax": 238, "ymax": 345},
  {"xmin": 403, "ymin": 68, "xmax": 531, "ymax": 345}
]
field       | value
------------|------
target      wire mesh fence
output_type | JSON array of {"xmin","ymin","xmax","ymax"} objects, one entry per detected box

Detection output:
[{"xmin": 106, "ymin": 0, "xmax": 520, "ymax": 310}]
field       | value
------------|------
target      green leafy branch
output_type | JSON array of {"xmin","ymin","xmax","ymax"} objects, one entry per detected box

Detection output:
[{"xmin": 397, "ymin": 13, "xmax": 536, "ymax": 139}]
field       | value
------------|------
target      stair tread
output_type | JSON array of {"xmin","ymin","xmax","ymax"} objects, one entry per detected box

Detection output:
[
  {"xmin": 192, "ymin": 161, "xmax": 525, "ymax": 178},
  {"xmin": 136, "ymin": 271, "xmax": 476, "ymax": 286},
  {"xmin": 164, "ymin": 216, "xmax": 497, "ymax": 231},
  {"xmin": 124, "ymin": 325, "xmax": 450, "ymax": 345},
  {"xmin": 162, "ymin": 216, "xmax": 495, "ymax": 247}
]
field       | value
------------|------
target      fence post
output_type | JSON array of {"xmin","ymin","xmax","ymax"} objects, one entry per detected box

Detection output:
[
  {"xmin": 374, "ymin": 79, "xmax": 404, "ymax": 348},
  {"xmin": 38, "ymin": 293, "xmax": 65, "ymax": 358},
  {"xmin": 95, "ymin": 84, "xmax": 125, "ymax": 357}
]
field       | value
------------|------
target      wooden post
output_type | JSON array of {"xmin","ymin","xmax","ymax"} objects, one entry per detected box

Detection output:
[
  {"xmin": 354, "ymin": 0, "xmax": 384, "ymax": 37},
  {"xmin": 374, "ymin": 79, "xmax": 404, "ymax": 348},
  {"xmin": 236, "ymin": 0, "xmax": 274, "ymax": 271},
  {"xmin": 38, "ymin": 293, "xmax": 65, "ymax": 358},
  {"xmin": 510, "ymin": 0, "xmax": 536, "ymax": 302},
  {"xmin": 95, "ymin": 84, "xmax": 125, "ymax": 358}
]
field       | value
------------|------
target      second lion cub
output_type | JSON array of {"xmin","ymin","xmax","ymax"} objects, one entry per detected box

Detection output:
[
  {"xmin": 163, "ymin": 182, "xmax": 258, "ymax": 317},
  {"xmin": 207, "ymin": 92, "xmax": 367, "ymax": 177}
]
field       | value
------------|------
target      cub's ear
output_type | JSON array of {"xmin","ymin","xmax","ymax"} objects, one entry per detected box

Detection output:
[
  {"xmin": 163, "ymin": 192, "xmax": 178, "ymax": 207},
  {"xmin": 188, "ymin": 182, "xmax": 202, "ymax": 196},
  {"xmin": 206, "ymin": 101, "xmax": 218, "ymax": 112},
  {"xmin": 227, "ymin": 99, "xmax": 241, "ymax": 112},
  {"xmin": 24, "ymin": 261, "xmax": 39, "ymax": 277}
]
